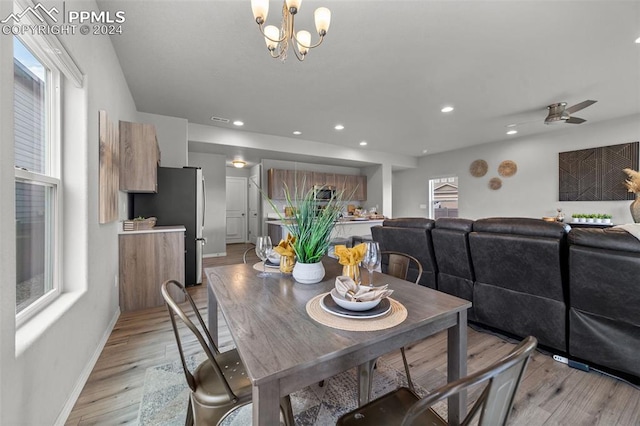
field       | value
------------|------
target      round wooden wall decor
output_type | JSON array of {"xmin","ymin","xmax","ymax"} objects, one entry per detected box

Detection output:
[
  {"xmin": 488, "ymin": 177, "xmax": 502, "ymax": 190},
  {"xmin": 470, "ymin": 159, "xmax": 488, "ymax": 177},
  {"xmin": 498, "ymin": 160, "xmax": 517, "ymax": 177}
]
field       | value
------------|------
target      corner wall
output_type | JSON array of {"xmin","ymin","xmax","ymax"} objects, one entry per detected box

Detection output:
[
  {"xmin": 0, "ymin": 0, "xmax": 138, "ymax": 423},
  {"xmin": 392, "ymin": 115, "xmax": 640, "ymax": 222}
]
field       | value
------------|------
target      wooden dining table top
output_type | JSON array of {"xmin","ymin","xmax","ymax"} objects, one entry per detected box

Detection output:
[{"xmin": 205, "ymin": 257, "xmax": 471, "ymax": 387}]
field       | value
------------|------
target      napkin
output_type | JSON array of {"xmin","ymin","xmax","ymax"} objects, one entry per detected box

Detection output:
[
  {"xmin": 335, "ymin": 276, "xmax": 393, "ymax": 302},
  {"xmin": 274, "ymin": 234, "xmax": 296, "ymax": 257},
  {"xmin": 334, "ymin": 243, "xmax": 366, "ymax": 266},
  {"xmin": 274, "ymin": 234, "xmax": 296, "ymax": 273}
]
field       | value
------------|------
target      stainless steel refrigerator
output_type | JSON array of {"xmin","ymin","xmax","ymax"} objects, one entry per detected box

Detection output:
[{"xmin": 132, "ymin": 166, "xmax": 205, "ymax": 286}]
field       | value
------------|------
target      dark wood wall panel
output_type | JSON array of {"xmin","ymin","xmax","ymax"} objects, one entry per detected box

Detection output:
[{"xmin": 559, "ymin": 142, "xmax": 638, "ymax": 201}]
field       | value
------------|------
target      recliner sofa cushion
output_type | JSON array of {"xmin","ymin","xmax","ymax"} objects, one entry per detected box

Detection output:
[
  {"xmin": 371, "ymin": 219, "xmax": 437, "ymax": 289},
  {"xmin": 568, "ymin": 228, "xmax": 640, "ymax": 377},
  {"xmin": 433, "ymin": 218, "xmax": 476, "ymax": 320},
  {"xmin": 469, "ymin": 218, "xmax": 568, "ymax": 351}
]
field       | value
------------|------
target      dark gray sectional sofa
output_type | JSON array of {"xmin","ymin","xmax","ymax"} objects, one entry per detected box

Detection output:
[{"xmin": 371, "ymin": 217, "xmax": 640, "ymax": 381}]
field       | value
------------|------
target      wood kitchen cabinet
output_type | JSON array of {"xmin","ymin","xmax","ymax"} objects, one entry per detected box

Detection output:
[
  {"xmin": 119, "ymin": 226, "xmax": 185, "ymax": 312},
  {"xmin": 268, "ymin": 168, "xmax": 367, "ymax": 201},
  {"xmin": 119, "ymin": 120, "xmax": 160, "ymax": 192}
]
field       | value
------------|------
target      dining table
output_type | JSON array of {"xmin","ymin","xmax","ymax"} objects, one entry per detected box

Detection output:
[{"xmin": 205, "ymin": 257, "xmax": 471, "ymax": 426}]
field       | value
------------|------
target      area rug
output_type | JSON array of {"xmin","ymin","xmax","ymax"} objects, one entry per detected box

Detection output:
[{"xmin": 137, "ymin": 354, "xmax": 427, "ymax": 425}]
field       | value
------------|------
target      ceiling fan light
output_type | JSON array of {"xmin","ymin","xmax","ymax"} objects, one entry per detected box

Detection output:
[
  {"xmin": 251, "ymin": 0, "xmax": 268, "ymax": 23},
  {"xmin": 314, "ymin": 7, "xmax": 331, "ymax": 35}
]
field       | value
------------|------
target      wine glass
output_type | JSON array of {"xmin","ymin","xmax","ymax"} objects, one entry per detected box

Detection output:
[
  {"xmin": 362, "ymin": 241, "xmax": 381, "ymax": 287},
  {"xmin": 255, "ymin": 236, "xmax": 273, "ymax": 277}
]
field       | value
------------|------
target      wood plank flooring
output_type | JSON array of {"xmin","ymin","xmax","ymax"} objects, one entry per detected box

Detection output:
[{"xmin": 66, "ymin": 243, "xmax": 640, "ymax": 425}]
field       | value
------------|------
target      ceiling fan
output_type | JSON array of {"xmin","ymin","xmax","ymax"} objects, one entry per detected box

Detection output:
[{"xmin": 544, "ymin": 100, "xmax": 597, "ymax": 125}]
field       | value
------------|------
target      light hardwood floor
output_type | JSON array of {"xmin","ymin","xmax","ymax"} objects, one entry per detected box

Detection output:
[{"xmin": 66, "ymin": 243, "xmax": 640, "ymax": 425}]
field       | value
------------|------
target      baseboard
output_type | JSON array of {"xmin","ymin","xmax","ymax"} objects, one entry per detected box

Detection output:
[
  {"xmin": 54, "ymin": 307, "xmax": 121, "ymax": 426},
  {"xmin": 203, "ymin": 252, "xmax": 226, "ymax": 258}
]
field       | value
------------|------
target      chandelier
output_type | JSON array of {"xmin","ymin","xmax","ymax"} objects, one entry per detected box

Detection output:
[{"xmin": 251, "ymin": 0, "xmax": 331, "ymax": 62}]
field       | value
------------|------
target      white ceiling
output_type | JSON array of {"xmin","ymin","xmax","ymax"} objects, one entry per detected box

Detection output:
[{"xmin": 97, "ymin": 0, "xmax": 640, "ymax": 167}]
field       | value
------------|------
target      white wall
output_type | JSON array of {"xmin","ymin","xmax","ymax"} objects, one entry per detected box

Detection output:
[
  {"xmin": 392, "ymin": 115, "xmax": 640, "ymax": 223},
  {"xmin": 0, "ymin": 0, "xmax": 138, "ymax": 423},
  {"xmin": 137, "ymin": 111, "xmax": 188, "ymax": 167},
  {"xmin": 189, "ymin": 153, "xmax": 227, "ymax": 256}
]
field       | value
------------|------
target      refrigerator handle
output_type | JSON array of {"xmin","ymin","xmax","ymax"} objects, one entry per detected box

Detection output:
[{"xmin": 201, "ymin": 176, "xmax": 206, "ymax": 228}]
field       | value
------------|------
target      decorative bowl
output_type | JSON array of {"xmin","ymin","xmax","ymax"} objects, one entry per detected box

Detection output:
[
  {"xmin": 330, "ymin": 288, "xmax": 381, "ymax": 311},
  {"xmin": 267, "ymin": 251, "xmax": 281, "ymax": 265}
]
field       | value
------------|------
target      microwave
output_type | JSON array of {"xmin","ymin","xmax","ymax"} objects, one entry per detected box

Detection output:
[{"xmin": 314, "ymin": 185, "xmax": 336, "ymax": 201}]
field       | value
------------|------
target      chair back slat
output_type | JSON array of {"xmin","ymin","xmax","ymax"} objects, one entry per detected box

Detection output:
[
  {"xmin": 381, "ymin": 251, "xmax": 423, "ymax": 285},
  {"xmin": 402, "ymin": 336, "xmax": 537, "ymax": 426},
  {"xmin": 161, "ymin": 280, "xmax": 238, "ymax": 402}
]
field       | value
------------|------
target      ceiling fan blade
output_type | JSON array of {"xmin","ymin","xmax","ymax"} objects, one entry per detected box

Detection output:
[
  {"xmin": 565, "ymin": 116, "xmax": 586, "ymax": 124},
  {"xmin": 566, "ymin": 100, "xmax": 597, "ymax": 114}
]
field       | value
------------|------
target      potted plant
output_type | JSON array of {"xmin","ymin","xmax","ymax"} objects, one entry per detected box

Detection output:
[
  {"xmin": 602, "ymin": 213, "xmax": 612, "ymax": 224},
  {"xmin": 264, "ymin": 183, "xmax": 346, "ymax": 284}
]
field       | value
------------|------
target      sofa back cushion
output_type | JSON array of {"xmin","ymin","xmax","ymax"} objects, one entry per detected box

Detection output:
[
  {"xmin": 371, "ymin": 218, "xmax": 437, "ymax": 288},
  {"xmin": 470, "ymin": 218, "xmax": 567, "ymax": 300}
]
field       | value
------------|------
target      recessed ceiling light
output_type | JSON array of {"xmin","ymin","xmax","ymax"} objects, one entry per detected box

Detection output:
[
  {"xmin": 359, "ymin": 141, "xmax": 367, "ymax": 146},
  {"xmin": 422, "ymin": 149, "xmax": 429, "ymax": 154},
  {"xmin": 441, "ymin": 106, "xmax": 454, "ymax": 113},
  {"xmin": 293, "ymin": 131, "xmax": 302, "ymax": 135},
  {"xmin": 635, "ymin": 36, "xmax": 640, "ymax": 44},
  {"xmin": 506, "ymin": 129, "xmax": 518, "ymax": 135},
  {"xmin": 233, "ymin": 120, "xmax": 244, "ymax": 126},
  {"xmin": 334, "ymin": 124, "xmax": 345, "ymax": 130},
  {"xmin": 506, "ymin": 123, "xmax": 517, "ymax": 128}
]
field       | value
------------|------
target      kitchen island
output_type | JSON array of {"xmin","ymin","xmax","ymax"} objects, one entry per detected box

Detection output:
[{"xmin": 266, "ymin": 218, "xmax": 384, "ymax": 244}]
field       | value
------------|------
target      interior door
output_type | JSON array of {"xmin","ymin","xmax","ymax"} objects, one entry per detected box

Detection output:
[
  {"xmin": 226, "ymin": 176, "xmax": 248, "ymax": 243},
  {"xmin": 248, "ymin": 172, "xmax": 260, "ymax": 244}
]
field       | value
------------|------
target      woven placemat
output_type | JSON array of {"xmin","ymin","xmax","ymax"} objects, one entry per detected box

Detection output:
[{"xmin": 306, "ymin": 293, "xmax": 407, "ymax": 331}]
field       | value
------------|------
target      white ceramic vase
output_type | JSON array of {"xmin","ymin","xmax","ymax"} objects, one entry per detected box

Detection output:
[{"xmin": 292, "ymin": 261, "xmax": 325, "ymax": 284}]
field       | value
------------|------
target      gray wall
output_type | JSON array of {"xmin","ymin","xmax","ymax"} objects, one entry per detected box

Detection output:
[
  {"xmin": 1, "ymin": 0, "xmax": 138, "ymax": 422},
  {"xmin": 137, "ymin": 112, "xmax": 188, "ymax": 167},
  {"xmin": 393, "ymin": 114, "xmax": 640, "ymax": 223},
  {"xmin": 189, "ymin": 153, "xmax": 227, "ymax": 256}
]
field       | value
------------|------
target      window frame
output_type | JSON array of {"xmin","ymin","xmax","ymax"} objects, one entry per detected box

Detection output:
[{"xmin": 14, "ymin": 34, "xmax": 63, "ymax": 327}]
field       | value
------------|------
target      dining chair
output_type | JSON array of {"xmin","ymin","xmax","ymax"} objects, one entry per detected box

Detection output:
[
  {"xmin": 161, "ymin": 279, "xmax": 295, "ymax": 426},
  {"xmin": 337, "ymin": 335, "xmax": 538, "ymax": 426},
  {"xmin": 380, "ymin": 250, "xmax": 423, "ymax": 392}
]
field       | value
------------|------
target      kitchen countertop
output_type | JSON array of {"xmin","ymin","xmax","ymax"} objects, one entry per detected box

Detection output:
[
  {"xmin": 265, "ymin": 219, "xmax": 384, "ymax": 225},
  {"xmin": 118, "ymin": 225, "xmax": 186, "ymax": 235}
]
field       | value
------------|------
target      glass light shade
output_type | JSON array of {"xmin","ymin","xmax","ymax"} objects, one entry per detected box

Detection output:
[
  {"xmin": 264, "ymin": 25, "xmax": 280, "ymax": 50},
  {"xmin": 297, "ymin": 30, "xmax": 311, "ymax": 54},
  {"xmin": 251, "ymin": 0, "xmax": 268, "ymax": 22},
  {"xmin": 232, "ymin": 160, "xmax": 246, "ymax": 168},
  {"xmin": 314, "ymin": 7, "xmax": 331, "ymax": 34},
  {"xmin": 286, "ymin": 0, "xmax": 302, "ymax": 12}
]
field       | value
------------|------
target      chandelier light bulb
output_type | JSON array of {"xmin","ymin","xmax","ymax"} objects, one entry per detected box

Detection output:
[
  {"xmin": 297, "ymin": 30, "xmax": 311, "ymax": 55},
  {"xmin": 251, "ymin": 0, "xmax": 269, "ymax": 23},
  {"xmin": 264, "ymin": 25, "xmax": 280, "ymax": 50},
  {"xmin": 314, "ymin": 7, "xmax": 331, "ymax": 35},
  {"xmin": 286, "ymin": 0, "xmax": 302, "ymax": 13}
]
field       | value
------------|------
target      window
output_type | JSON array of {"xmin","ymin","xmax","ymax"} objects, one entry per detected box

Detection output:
[
  {"xmin": 429, "ymin": 176, "xmax": 459, "ymax": 219},
  {"xmin": 14, "ymin": 36, "xmax": 62, "ymax": 322}
]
